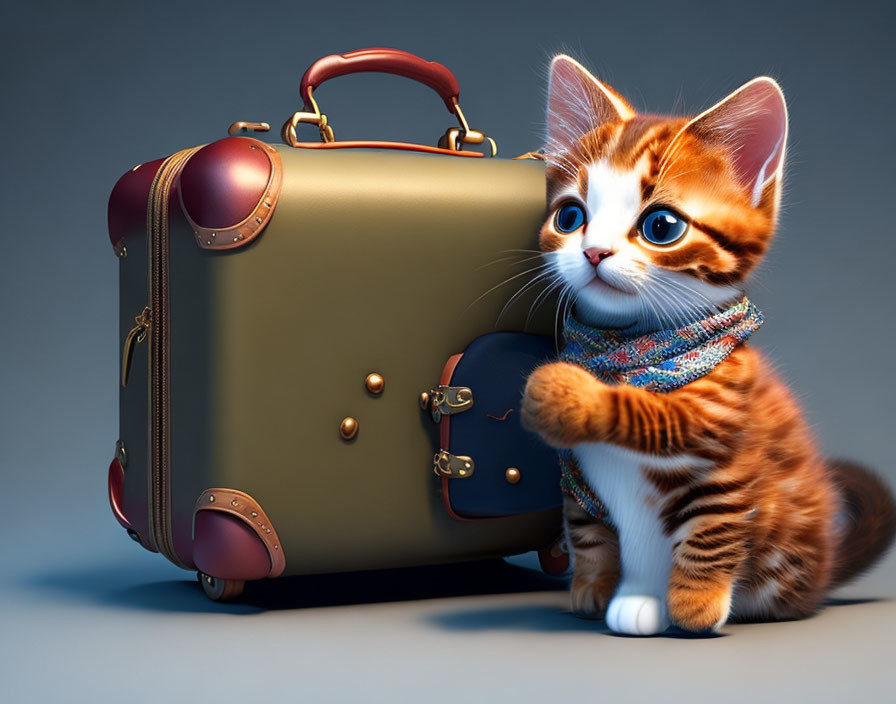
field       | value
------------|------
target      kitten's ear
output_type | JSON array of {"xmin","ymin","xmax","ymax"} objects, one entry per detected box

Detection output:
[
  {"xmin": 546, "ymin": 55, "xmax": 635, "ymax": 153},
  {"xmin": 680, "ymin": 77, "xmax": 788, "ymax": 206}
]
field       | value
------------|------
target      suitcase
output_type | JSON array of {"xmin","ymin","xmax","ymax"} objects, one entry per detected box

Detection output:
[{"xmin": 107, "ymin": 48, "xmax": 568, "ymax": 602}]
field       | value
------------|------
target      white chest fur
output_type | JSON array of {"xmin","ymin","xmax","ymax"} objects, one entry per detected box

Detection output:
[
  {"xmin": 574, "ymin": 442, "xmax": 679, "ymax": 593},
  {"xmin": 573, "ymin": 443, "xmax": 709, "ymax": 634}
]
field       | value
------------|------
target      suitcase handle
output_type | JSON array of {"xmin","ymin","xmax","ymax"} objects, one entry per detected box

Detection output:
[
  {"xmin": 281, "ymin": 47, "xmax": 497, "ymax": 156},
  {"xmin": 300, "ymin": 47, "xmax": 460, "ymax": 113}
]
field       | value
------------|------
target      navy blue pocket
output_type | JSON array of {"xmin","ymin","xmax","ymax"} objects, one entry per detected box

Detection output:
[{"xmin": 434, "ymin": 332, "xmax": 562, "ymax": 519}]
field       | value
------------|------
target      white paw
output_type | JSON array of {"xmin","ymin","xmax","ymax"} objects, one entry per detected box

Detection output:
[{"xmin": 606, "ymin": 595, "xmax": 669, "ymax": 636}]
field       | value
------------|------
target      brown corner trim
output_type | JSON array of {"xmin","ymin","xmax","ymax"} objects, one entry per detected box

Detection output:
[{"xmin": 194, "ymin": 488, "xmax": 286, "ymax": 577}]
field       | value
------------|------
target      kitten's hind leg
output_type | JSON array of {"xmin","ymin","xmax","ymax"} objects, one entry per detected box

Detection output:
[{"xmin": 564, "ymin": 496, "xmax": 620, "ymax": 618}]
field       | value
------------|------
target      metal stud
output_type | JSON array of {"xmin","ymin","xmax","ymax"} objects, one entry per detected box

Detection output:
[
  {"xmin": 365, "ymin": 373, "xmax": 385, "ymax": 395},
  {"xmin": 251, "ymin": 511, "xmax": 258, "ymax": 518},
  {"xmin": 339, "ymin": 416, "xmax": 358, "ymax": 440},
  {"xmin": 209, "ymin": 495, "xmax": 215, "ymax": 503},
  {"xmin": 231, "ymin": 499, "xmax": 238, "ymax": 506},
  {"xmin": 115, "ymin": 440, "xmax": 127, "ymax": 468},
  {"xmin": 419, "ymin": 391, "xmax": 430, "ymax": 410},
  {"xmin": 505, "ymin": 467, "xmax": 521, "ymax": 484}
]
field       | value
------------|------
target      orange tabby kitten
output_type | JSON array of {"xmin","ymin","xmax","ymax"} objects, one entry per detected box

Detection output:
[{"xmin": 521, "ymin": 55, "xmax": 896, "ymax": 635}]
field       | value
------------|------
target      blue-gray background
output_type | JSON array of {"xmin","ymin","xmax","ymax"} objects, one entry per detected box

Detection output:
[{"xmin": 1, "ymin": 0, "xmax": 894, "ymax": 701}]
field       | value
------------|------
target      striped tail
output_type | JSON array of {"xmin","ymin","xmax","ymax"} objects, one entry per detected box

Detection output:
[{"xmin": 828, "ymin": 460, "xmax": 896, "ymax": 589}]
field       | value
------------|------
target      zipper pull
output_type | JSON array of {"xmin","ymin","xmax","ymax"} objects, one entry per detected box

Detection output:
[{"xmin": 121, "ymin": 307, "xmax": 152, "ymax": 387}]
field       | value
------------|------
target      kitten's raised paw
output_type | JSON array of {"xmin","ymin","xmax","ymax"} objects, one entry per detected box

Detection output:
[
  {"xmin": 605, "ymin": 595, "xmax": 669, "ymax": 636},
  {"xmin": 521, "ymin": 362, "xmax": 607, "ymax": 448}
]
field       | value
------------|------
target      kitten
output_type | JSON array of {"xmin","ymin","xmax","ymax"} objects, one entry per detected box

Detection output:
[{"xmin": 520, "ymin": 55, "xmax": 896, "ymax": 635}]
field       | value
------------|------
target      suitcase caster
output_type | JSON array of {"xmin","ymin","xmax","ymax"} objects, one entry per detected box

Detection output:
[
  {"xmin": 537, "ymin": 535, "xmax": 571, "ymax": 576},
  {"xmin": 197, "ymin": 572, "xmax": 245, "ymax": 602}
]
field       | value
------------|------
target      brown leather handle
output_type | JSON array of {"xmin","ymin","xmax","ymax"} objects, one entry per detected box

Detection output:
[{"xmin": 299, "ymin": 47, "xmax": 460, "ymax": 113}]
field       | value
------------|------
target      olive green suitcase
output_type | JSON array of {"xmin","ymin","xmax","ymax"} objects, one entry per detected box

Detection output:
[{"xmin": 106, "ymin": 48, "xmax": 566, "ymax": 602}]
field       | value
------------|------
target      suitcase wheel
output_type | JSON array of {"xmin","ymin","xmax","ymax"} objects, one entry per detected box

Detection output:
[
  {"xmin": 197, "ymin": 572, "xmax": 245, "ymax": 602},
  {"xmin": 537, "ymin": 535, "xmax": 571, "ymax": 576}
]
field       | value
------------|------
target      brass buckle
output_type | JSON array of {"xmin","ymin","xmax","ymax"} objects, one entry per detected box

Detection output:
[
  {"xmin": 438, "ymin": 103, "xmax": 497, "ymax": 157},
  {"xmin": 281, "ymin": 93, "xmax": 335, "ymax": 147},
  {"xmin": 433, "ymin": 450, "xmax": 474, "ymax": 478},
  {"xmin": 423, "ymin": 385, "xmax": 474, "ymax": 422}
]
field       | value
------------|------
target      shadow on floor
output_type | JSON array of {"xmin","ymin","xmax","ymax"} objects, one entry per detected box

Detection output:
[
  {"xmin": 25, "ymin": 559, "xmax": 567, "ymax": 615},
  {"xmin": 425, "ymin": 595, "xmax": 890, "ymax": 638},
  {"xmin": 427, "ymin": 603, "xmax": 727, "ymax": 638}
]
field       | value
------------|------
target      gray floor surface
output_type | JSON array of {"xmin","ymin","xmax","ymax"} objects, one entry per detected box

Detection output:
[{"xmin": 3, "ymin": 540, "xmax": 893, "ymax": 703}]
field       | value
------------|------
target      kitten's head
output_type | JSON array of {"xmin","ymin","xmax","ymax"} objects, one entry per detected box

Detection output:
[{"xmin": 541, "ymin": 55, "xmax": 787, "ymax": 332}]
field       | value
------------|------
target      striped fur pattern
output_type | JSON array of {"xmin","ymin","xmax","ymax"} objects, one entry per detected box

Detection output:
[{"xmin": 520, "ymin": 55, "xmax": 896, "ymax": 635}]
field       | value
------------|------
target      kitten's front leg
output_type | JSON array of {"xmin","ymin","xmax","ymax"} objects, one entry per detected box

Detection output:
[
  {"xmin": 521, "ymin": 362, "xmax": 613, "ymax": 448},
  {"xmin": 666, "ymin": 523, "xmax": 749, "ymax": 632},
  {"xmin": 564, "ymin": 496, "xmax": 620, "ymax": 617}
]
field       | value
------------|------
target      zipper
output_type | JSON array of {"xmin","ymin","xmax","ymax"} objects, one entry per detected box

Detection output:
[
  {"xmin": 144, "ymin": 147, "xmax": 201, "ymax": 566},
  {"xmin": 121, "ymin": 306, "xmax": 151, "ymax": 387}
]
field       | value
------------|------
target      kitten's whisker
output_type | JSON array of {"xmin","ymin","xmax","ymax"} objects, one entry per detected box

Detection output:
[
  {"xmin": 650, "ymin": 273, "xmax": 722, "ymax": 314},
  {"xmin": 525, "ymin": 274, "xmax": 565, "ymax": 329},
  {"xmin": 475, "ymin": 253, "xmax": 546, "ymax": 271},
  {"xmin": 465, "ymin": 262, "xmax": 555, "ymax": 311},
  {"xmin": 495, "ymin": 269, "xmax": 560, "ymax": 324},
  {"xmin": 642, "ymin": 276, "xmax": 685, "ymax": 328},
  {"xmin": 499, "ymin": 248, "xmax": 546, "ymax": 256}
]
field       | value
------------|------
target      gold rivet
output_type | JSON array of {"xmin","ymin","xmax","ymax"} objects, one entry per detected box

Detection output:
[
  {"xmin": 209, "ymin": 495, "xmax": 215, "ymax": 503},
  {"xmin": 251, "ymin": 511, "xmax": 257, "ymax": 518},
  {"xmin": 231, "ymin": 499, "xmax": 238, "ymax": 506},
  {"xmin": 505, "ymin": 467, "xmax": 521, "ymax": 484},
  {"xmin": 115, "ymin": 440, "xmax": 127, "ymax": 467},
  {"xmin": 340, "ymin": 416, "xmax": 358, "ymax": 440},
  {"xmin": 365, "ymin": 373, "xmax": 385, "ymax": 395},
  {"xmin": 419, "ymin": 392, "xmax": 430, "ymax": 409}
]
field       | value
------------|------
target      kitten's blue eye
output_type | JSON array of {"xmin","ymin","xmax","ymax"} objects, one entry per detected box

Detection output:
[
  {"xmin": 639, "ymin": 208, "xmax": 689, "ymax": 246},
  {"xmin": 554, "ymin": 203, "xmax": 586, "ymax": 233}
]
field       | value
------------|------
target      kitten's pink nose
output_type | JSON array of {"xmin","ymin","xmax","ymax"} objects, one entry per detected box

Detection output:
[{"xmin": 583, "ymin": 248, "xmax": 613, "ymax": 265}]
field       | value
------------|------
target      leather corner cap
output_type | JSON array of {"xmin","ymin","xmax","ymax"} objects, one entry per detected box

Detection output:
[
  {"xmin": 193, "ymin": 511, "xmax": 272, "ymax": 581},
  {"xmin": 108, "ymin": 157, "xmax": 165, "ymax": 249},
  {"xmin": 178, "ymin": 136, "xmax": 282, "ymax": 251},
  {"xmin": 107, "ymin": 458, "xmax": 132, "ymax": 530}
]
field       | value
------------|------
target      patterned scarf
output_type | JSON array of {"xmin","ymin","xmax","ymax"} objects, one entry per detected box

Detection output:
[{"xmin": 556, "ymin": 296, "xmax": 764, "ymax": 520}]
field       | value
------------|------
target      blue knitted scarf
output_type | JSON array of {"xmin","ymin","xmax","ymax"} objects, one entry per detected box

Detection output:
[{"xmin": 557, "ymin": 296, "xmax": 764, "ymax": 520}]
